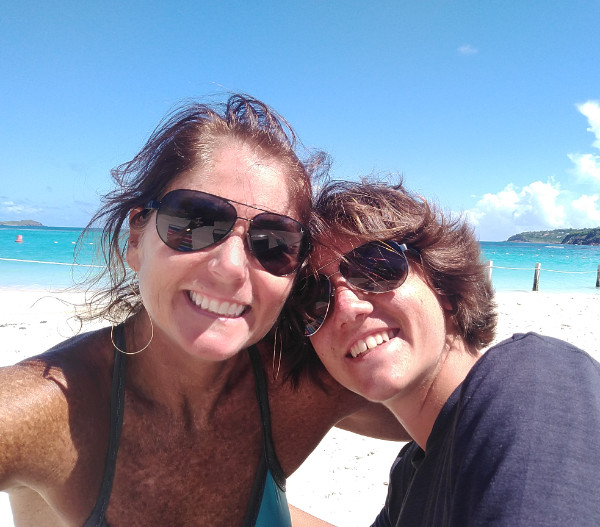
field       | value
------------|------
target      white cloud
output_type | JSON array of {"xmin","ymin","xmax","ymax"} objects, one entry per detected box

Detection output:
[
  {"xmin": 0, "ymin": 200, "xmax": 42, "ymax": 218},
  {"xmin": 568, "ymin": 100, "xmax": 600, "ymax": 183},
  {"xmin": 467, "ymin": 181, "xmax": 600, "ymax": 241},
  {"xmin": 570, "ymin": 194, "xmax": 600, "ymax": 226},
  {"xmin": 577, "ymin": 100, "xmax": 600, "ymax": 149},
  {"xmin": 568, "ymin": 153, "xmax": 600, "ymax": 183},
  {"xmin": 458, "ymin": 44, "xmax": 478, "ymax": 56}
]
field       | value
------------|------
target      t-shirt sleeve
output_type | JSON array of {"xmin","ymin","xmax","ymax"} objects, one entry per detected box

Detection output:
[{"xmin": 450, "ymin": 333, "xmax": 600, "ymax": 526}]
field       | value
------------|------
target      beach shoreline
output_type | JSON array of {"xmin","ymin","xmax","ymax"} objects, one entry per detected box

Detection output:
[{"xmin": 1, "ymin": 288, "xmax": 599, "ymax": 526}]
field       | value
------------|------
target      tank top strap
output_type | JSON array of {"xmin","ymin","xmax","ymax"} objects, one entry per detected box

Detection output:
[
  {"xmin": 246, "ymin": 345, "xmax": 286, "ymax": 488},
  {"xmin": 82, "ymin": 324, "xmax": 127, "ymax": 527},
  {"xmin": 243, "ymin": 346, "xmax": 291, "ymax": 527}
]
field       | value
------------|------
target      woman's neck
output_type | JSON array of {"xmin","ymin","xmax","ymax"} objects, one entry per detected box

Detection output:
[
  {"xmin": 120, "ymin": 313, "xmax": 252, "ymax": 422},
  {"xmin": 385, "ymin": 338, "xmax": 480, "ymax": 450}
]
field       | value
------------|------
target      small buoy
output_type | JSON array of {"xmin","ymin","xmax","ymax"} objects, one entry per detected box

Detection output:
[{"xmin": 15, "ymin": 234, "xmax": 23, "ymax": 243}]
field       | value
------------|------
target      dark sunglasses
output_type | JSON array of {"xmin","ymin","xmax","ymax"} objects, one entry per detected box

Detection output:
[
  {"xmin": 143, "ymin": 189, "xmax": 310, "ymax": 276},
  {"xmin": 295, "ymin": 240, "xmax": 419, "ymax": 336}
]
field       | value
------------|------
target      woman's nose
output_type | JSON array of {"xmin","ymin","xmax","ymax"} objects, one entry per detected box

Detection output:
[{"xmin": 206, "ymin": 227, "xmax": 250, "ymax": 282}]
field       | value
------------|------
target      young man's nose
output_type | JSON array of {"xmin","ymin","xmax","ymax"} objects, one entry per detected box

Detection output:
[{"xmin": 329, "ymin": 276, "xmax": 374, "ymax": 328}]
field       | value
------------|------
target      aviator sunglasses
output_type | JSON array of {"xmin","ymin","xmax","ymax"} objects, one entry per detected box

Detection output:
[
  {"xmin": 295, "ymin": 240, "xmax": 419, "ymax": 336},
  {"xmin": 143, "ymin": 189, "xmax": 310, "ymax": 276}
]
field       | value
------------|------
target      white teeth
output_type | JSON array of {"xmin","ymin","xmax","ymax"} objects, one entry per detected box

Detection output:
[
  {"xmin": 349, "ymin": 330, "xmax": 397, "ymax": 358},
  {"xmin": 188, "ymin": 291, "xmax": 245, "ymax": 317}
]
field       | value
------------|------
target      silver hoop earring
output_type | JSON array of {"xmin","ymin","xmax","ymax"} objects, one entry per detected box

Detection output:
[
  {"xmin": 111, "ymin": 274, "xmax": 154, "ymax": 355},
  {"xmin": 272, "ymin": 326, "xmax": 282, "ymax": 381}
]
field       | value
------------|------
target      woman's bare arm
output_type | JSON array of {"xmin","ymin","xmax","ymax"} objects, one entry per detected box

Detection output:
[
  {"xmin": 336, "ymin": 402, "xmax": 409, "ymax": 441},
  {"xmin": 290, "ymin": 504, "xmax": 336, "ymax": 527},
  {"xmin": 0, "ymin": 362, "xmax": 74, "ymax": 491}
]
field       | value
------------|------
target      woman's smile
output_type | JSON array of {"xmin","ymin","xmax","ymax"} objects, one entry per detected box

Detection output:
[{"xmin": 187, "ymin": 290, "xmax": 248, "ymax": 318}]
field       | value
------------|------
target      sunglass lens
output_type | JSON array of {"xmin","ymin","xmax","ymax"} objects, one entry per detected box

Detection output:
[
  {"xmin": 155, "ymin": 190, "xmax": 236, "ymax": 252},
  {"xmin": 249, "ymin": 213, "xmax": 308, "ymax": 276},
  {"xmin": 340, "ymin": 241, "xmax": 409, "ymax": 293},
  {"xmin": 295, "ymin": 274, "xmax": 331, "ymax": 336}
]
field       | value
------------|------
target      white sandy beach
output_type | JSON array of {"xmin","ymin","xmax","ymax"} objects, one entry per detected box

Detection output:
[{"xmin": 1, "ymin": 288, "xmax": 599, "ymax": 526}]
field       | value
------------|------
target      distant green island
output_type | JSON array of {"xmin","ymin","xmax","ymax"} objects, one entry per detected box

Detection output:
[
  {"xmin": 0, "ymin": 220, "xmax": 44, "ymax": 226},
  {"xmin": 507, "ymin": 227, "xmax": 600, "ymax": 245}
]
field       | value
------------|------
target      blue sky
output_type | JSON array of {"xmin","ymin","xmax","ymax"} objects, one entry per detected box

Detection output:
[{"xmin": 1, "ymin": 0, "xmax": 599, "ymax": 241}]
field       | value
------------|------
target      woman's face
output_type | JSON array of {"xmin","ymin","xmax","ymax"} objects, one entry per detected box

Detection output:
[
  {"xmin": 126, "ymin": 140, "xmax": 300, "ymax": 362},
  {"xmin": 309, "ymin": 238, "xmax": 452, "ymax": 406}
]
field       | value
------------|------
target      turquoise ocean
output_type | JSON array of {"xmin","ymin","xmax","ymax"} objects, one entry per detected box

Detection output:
[{"xmin": 1, "ymin": 225, "xmax": 600, "ymax": 293}]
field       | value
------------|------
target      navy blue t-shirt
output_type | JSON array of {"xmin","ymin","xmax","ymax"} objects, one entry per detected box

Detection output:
[{"xmin": 372, "ymin": 333, "xmax": 600, "ymax": 527}]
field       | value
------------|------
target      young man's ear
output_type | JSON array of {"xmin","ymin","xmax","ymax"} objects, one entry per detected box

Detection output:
[
  {"xmin": 439, "ymin": 293, "xmax": 457, "ymax": 314},
  {"xmin": 126, "ymin": 208, "xmax": 145, "ymax": 271}
]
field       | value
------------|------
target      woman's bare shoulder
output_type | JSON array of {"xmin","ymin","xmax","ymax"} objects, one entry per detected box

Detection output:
[
  {"xmin": 1, "ymin": 327, "xmax": 113, "ymax": 395},
  {"xmin": 0, "ymin": 327, "xmax": 113, "ymax": 491}
]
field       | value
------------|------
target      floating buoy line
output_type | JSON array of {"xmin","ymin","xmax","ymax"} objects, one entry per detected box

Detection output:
[{"xmin": 0, "ymin": 257, "xmax": 105, "ymax": 268}]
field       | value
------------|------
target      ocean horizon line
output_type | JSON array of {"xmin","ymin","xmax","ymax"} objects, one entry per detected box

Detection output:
[
  {"xmin": 2, "ymin": 226, "xmax": 599, "ymax": 293},
  {"xmin": 5, "ymin": 224, "xmax": 600, "ymax": 246}
]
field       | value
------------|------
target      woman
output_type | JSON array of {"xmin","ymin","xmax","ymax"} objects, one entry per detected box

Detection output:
[
  {"xmin": 290, "ymin": 179, "xmax": 600, "ymax": 526},
  {"xmin": 0, "ymin": 97, "xmax": 403, "ymax": 527}
]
